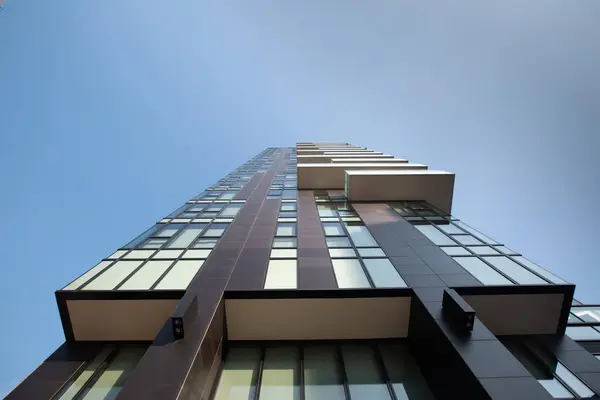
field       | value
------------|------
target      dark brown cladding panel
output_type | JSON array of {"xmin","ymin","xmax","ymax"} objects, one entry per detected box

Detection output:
[
  {"xmin": 6, "ymin": 342, "xmax": 102, "ymax": 400},
  {"xmin": 117, "ymin": 150, "xmax": 287, "ymax": 400},
  {"xmin": 297, "ymin": 190, "xmax": 337, "ymax": 289},
  {"xmin": 233, "ymin": 173, "xmax": 263, "ymax": 200}
]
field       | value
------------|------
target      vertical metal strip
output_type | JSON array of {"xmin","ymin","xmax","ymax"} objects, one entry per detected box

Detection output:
[
  {"xmin": 372, "ymin": 343, "xmax": 398, "ymax": 400},
  {"xmin": 254, "ymin": 345, "xmax": 266, "ymax": 400},
  {"xmin": 299, "ymin": 345, "xmax": 306, "ymax": 400},
  {"xmin": 336, "ymin": 345, "xmax": 352, "ymax": 400}
]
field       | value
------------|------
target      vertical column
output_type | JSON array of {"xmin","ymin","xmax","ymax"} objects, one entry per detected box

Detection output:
[
  {"xmin": 117, "ymin": 151, "xmax": 286, "ymax": 400},
  {"xmin": 297, "ymin": 191, "xmax": 337, "ymax": 289},
  {"xmin": 355, "ymin": 203, "xmax": 552, "ymax": 399},
  {"xmin": 5, "ymin": 342, "xmax": 102, "ymax": 399}
]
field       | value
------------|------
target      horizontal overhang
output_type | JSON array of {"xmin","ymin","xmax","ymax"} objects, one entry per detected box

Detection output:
[
  {"xmin": 345, "ymin": 169, "xmax": 455, "ymax": 214},
  {"xmin": 298, "ymin": 163, "xmax": 428, "ymax": 189},
  {"xmin": 225, "ymin": 290, "xmax": 411, "ymax": 340},
  {"xmin": 331, "ymin": 158, "xmax": 408, "ymax": 163},
  {"xmin": 297, "ymin": 149, "xmax": 377, "ymax": 155},
  {"xmin": 298, "ymin": 154, "xmax": 394, "ymax": 163}
]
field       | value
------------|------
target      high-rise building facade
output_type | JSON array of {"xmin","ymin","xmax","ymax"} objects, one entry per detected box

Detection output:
[{"xmin": 7, "ymin": 143, "xmax": 600, "ymax": 399}]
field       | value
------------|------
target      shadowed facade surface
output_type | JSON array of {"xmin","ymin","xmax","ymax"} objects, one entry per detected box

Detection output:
[{"xmin": 7, "ymin": 143, "xmax": 600, "ymax": 399}]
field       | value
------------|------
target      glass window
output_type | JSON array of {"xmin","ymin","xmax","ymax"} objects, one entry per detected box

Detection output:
[
  {"xmin": 154, "ymin": 260, "xmax": 204, "ymax": 290},
  {"xmin": 363, "ymin": 259, "xmax": 407, "ymax": 288},
  {"xmin": 304, "ymin": 346, "xmax": 345, "ymax": 400},
  {"xmin": 279, "ymin": 211, "xmax": 297, "ymax": 218},
  {"xmin": 483, "ymin": 257, "xmax": 547, "ymax": 285},
  {"xmin": 276, "ymin": 223, "xmax": 297, "ymax": 237},
  {"xmin": 220, "ymin": 203, "xmax": 243, "ymax": 217},
  {"xmin": 452, "ymin": 235, "xmax": 484, "ymax": 246},
  {"xmin": 566, "ymin": 326, "xmax": 600, "ymax": 341},
  {"xmin": 318, "ymin": 205, "xmax": 337, "ymax": 217},
  {"xmin": 379, "ymin": 343, "xmax": 436, "ymax": 400},
  {"xmin": 179, "ymin": 212, "xmax": 198, "ymax": 219},
  {"xmin": 357, "ymin": 248, "xmax": 386, "ymax": 258},
  {"xmin": 124, "ymin": 225, "xmax": 159, "ymax": 249},
  {"xmin": 181, "ymin": 249, "xmax": 212, "ymax": 259},
  {"xmin": 258, "ymin": 347, "xmax": 300, "ymax": 400},
  {"xmin": 495, "ymin": 245, "xmax": 518, "ymax": 255},
  {"xmin": 453, "ymin": 221, "xmax": 499, "ymax": 244},
  {"xmin": 206, "ymin": 203, "xmax": 225, "ymax": 212},
  {"xmin": 554, "ymin": 363, "xmax": 595, "ymax": 398},
  {"xmin": 212, "ymin": 348, "xmax": 261, "ymax": 400},
  {"xmin": 328, "ymin": 248, "xmax": 357, "ymax": 258},
  {"xmin": 467, "ymin": 246, "xmax": 500, "ymax": 255},
  {"xmin": 323, "ymin": 223, "xmax": 345, "ymax": 236},
  {"xmin": 342, "ymin": 345, "xmax": 391, "ymax": 399},
  {"xmin": 156, "ymin": 224, "xmax": 185, "ymax": 238},
  {"xmin": 188, "ymin": 204, "xmax": 207, "ymax": 212},
  {"xmin": 436, "ymin": 223, "xmax": 464, "ymax": 234},
  {"xmin": 512, "ymin": 256, "xmax": 567, "ymax": 284},
  {"xmin": 441, "ymin": 246, "xmax": 471, "ymax": 256},
  {"xmin": 193, "ymin": 238, "xmax": 218, "ymax": 249},
  {"xmin": 273, "ymin": 238, "xmax": 298, "ymax": 248},
  {"xmin": 280, "ymin": 203, "xmax": 297, "ymax": 212},
  {"xmin": 64, "ymin": 261, "xmax": 113, "ymax": 290},
  {"xmin": 140, "ymin": 238, "xmax": 167, "ymax": 249},
  {"xmin": 118, "ymin": 260, "xmax": 173, "ymax": 290},
  {"xmin": 332, "ymin": 259, "xmax": 370, "ymax": 288},
  {"xmin": 168, "ymin": 224, "xmax": 207, "ymax": 248},
  {"xmin": 326, "ymin": 237, "xmax": 352, "ymax": 248},
  {"xmin": 270, "ymin": 249, "xmax": 298, "ymax": 259},
  {"xmin": 414, "ymin": 225, "xmax": 456, "ymax": 246},
  {"xmin": 346, "ymin": 224, "xmax": 378, "ymax": 247},
  {"xmin": 453, "ymin": 257, "xmax": 514, "ymax": 285},
  {"xmin": 54, "ymin": 347, "xmax": 116, "ymax": 400},
  {"xmin": 572, "ymin": 307, "xmax": 600, "ymax": 323},
  {"xmin": 82, "ymin": 261, "xmax": 144, "ymax": 290},
  {"xmin": 107, "ymin": 250, "xmax": 127, "ymax": 260},
  {"xmin": 264, "ymin": 260, "xmax": 297, "ymax": 289},
  {"xmin": 282, "ymin": 190, "xmax": 297, "ymax": 199},
  {"xmin": 203, "ymin": 223, "xmax": 229, "ymax": 238},
  {"xmin": 152, "ymin": 250, "xmax": 183, "ymax": 259}
]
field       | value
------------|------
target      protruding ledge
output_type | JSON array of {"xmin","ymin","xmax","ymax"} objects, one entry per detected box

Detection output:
[{"xmin": 344, "ymin": 169, "xmax": 455, "ymax": 214}]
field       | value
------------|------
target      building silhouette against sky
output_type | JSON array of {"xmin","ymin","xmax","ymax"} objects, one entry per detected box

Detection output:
[{"xmin": 8, "ymin": 143, "xmax": 600, "ymax": 399}]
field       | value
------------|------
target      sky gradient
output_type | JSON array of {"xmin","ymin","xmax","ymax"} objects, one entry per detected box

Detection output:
[{"xmin": 1, "ymin": 0, "xmax": 599, "ymax": 396}]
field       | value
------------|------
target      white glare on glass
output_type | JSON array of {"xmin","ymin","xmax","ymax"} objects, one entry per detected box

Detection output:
[
  {"xmin": 82, "ymin": 261, "xmax": 144, "ymax": 290},
  {"xmin": 152, "ymin": 250, "xmax": 183, "ymax": 259},
  {"xmin": 118, "ymin": 261, "xmax": 173, "ymax": 290},
  {"xmin": 328, "ymin": 248, "xmax": 357, "ymax": 258},
  {"xmin": 154, "ymin": 260, "xmax": 204, "ymax": 290},
  {"xmin": 512, "ymin": 256, "xmax": 567, "ymax": 284},
  {"xmin": 363, "ymin": 259, "xmax": 407, "ymax": 288},
  {"xmin": 64, "ymin": 261, "xmax": 113, "ymax": 290},
  {"xmin": 259, "ymin": 347, "xmax": 300, "ymax": 400},
  {"xmin": 414, "ymin": 225, "xmax": 455, "ymax": 246},
  {"xmin": 441, "ymin": 247, "xmax": 471, "ymax": 256},
  {"xmin": 304, "ymin": 346, "xmax": 346, "ymax": 400},
  {"xmin": 276, "ymin": 223, "xmax": 296, "ymax": 237},
  {"xmin": 212, "ymin": 348, "xmax": 260, "ymax": 400},
  {"xmin": 483, "ymin": 257, "xmax": 547, "ymax": 285},
  {"xmin": 332, "ymin": 259, "xmax": 370, "ymax": 288},
  {"xmin": 346, "ymin": 224, "xmax": 378, "ymax": 247},
  {"xmin": 323, "ymin": 223, "xmax": 345, "ymax": 236},
  {"xmin": 357, "ymin": 248, "xmax": 386, "ymax": 258},
  {"xmin": 123, "ymin": 250, "xmax": 155, "ymax": 260},
  {"xmin": 181, "ymin": 249, "xmax": 212, "ymax": 259},
  {"xmin": 270, "ymin": 249, "xmax": 297, "ymax": 259},
  {"xmin": 264, "ymin": 260, "xmax": 297, "ymax": 289},
  {"xmin": 273, "ymin": 238, "xmax": 297, "ymax": 248},
  {"xmin": 193, "ymin": 238, "xmax": 218, "ymax": 249},
  {"xmin": 453, "ymin": 257, "xmax": 513, "ymax": 286},
  {"xmin": 107, "ymin": 250, "xmax": 127, "ymax": 260},
  {"xmin": 167, "ymin": 225, "xmax": 206, "ymax": 248}
]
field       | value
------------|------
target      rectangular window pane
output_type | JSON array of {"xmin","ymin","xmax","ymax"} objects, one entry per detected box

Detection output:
[
  {"xmin": 437, "ymin": 223, "xmax": 465, "ymax": 234},
  {"xmin": 323, "ymin": 223, "xmax": 345, "ymax": 236},
  {"xmin": 326, "ymin": 237, "xmax": 352, "ymax": 248},
  {"xmin": 566, "ymin": 326, "xmax": 600, "ymax": 341},
  {"xmin": 467, "ymin": 246, "xmax": 500, "ymax": 255},
  {"xmin": 495, "ymin": 245, "xmax": 518, "ymax": 255},
  {"xmin": 483, "ymin": 257, "xmax": 547, "ymax": 285},
  {"xmin": 342, "ymin": 345, "xmax": 391, "ymax": 400},
  {"xmin": 441, "ymin": 246, "xmax": 471, "ymax": 256},
  {"xmin": 304, "ymin": 346, "xmax": 345, "ymax": 400},
  {"xmin": 203, "ymin": 223, "xmax": 229, "ymax": 238},
  {"xmin": 270, "ymin": 249, "xmax": 298, "ymax": 259},
  {"xmin": 259, "ymin": 347, "xmax": 300, "ymax": 400},
  {"xmin": 213, "ymin": 347, "xmax": 260, "ymax": 400},
  {"xmin": 332, "ymin": 259, "xmax": 370, "ymax": 288},
  {"xmin": 453, "ymin": 235, "xmax": 484, "ymax": 246},
  {"xmin": 124, "ymin": 225, "xmax": 159, "ymax": 249},
  {"xmin": 318, "ymin": 205, "xmax": 337, "ymax": 217},
  {"xmin": 156, "ymin": 224, "xmax": 185, "ymax": 238},
  {"xmin": 123, "ymin": 250, "xmax": 155, "ymax": 259},
  {"xmin": 414, "ymin": 225, "xmax": 455, "ymax": 246},
  {"xmin": 220, "ymin": 204, "xmax": 243, "ymax": 217},
  {"xmin": 276, "ymin": 223, "xmax": 297, "ymax": 237},
  {"xmin": 363, "ymin": 259, "xmax": 407, "ymax": 288},
  {"xmin": 188, "ymin": 204, "xmax": 207, "ymax": 212},
  {"xmin": 264, "ymin": 260, "xmax": 297, "ymax": 289},
  {"xmin": 154, "ymin": 260, "xmax": 204, "ymax": 290},
  {"xmin": 357, "ymin": 248, "xmax": 386, "ymax": 258},
  {"xmin": 77, "ymin": 347, "xmax": 146, "ymax": 399},
  {"xmin": 118, "ymin": 261, "xmax": 173, "ymax": 290},
  {"xmin": 181, "ymin": 249, "xmax": 212, "ymax": 259},
  {"xmin": 379, "ymin": 343, "xmax": 435, "ymax": 400},
  {"xmin": 273, "ymin": 238, "xmax": 298, "ymax": 248},
  {"xmin": 328, "ymin": 248, "xmax": 357, "ymax": 258},
  {"xmin": 453, "ymin": 257, "xmax": 514, "ymax": 285},
  {"xmin": 193, "ymin": 238, "xmax": 218, "ymax": 249},
  {"xmin": 167, "ymin": 224, "xmax": 206, "ymax": 248},
  {"xmin": 453, "ymin": 221, "xmax": 499, "ymax": 244},
  {"xmin": 346, "ymin": 224, "xmax": 378, "ymax": 247},
  {"xmin": 82, "ymin": 261, "xmax": 143, "ymax": 290},
  {"xmin": 280, "ymin": 204, "xmax": 297, "ymax": 211},
  {"xmin": 512, "ymin": 256, "xmax": 567, "ymax": 284},
  {"xmin": 55, "ymin": 347, "xmax": 115, "ymax": 400},
  {"xmin": 140, "ymin": 238, "xmax": 167, "ymax": 249},
  {"xmin": 554, "ymin": 363, "xmax": 595, "ymax": 398},
  {"xmin": 64, "ymin": 261, "xmax": 112, "ymax": 290}
]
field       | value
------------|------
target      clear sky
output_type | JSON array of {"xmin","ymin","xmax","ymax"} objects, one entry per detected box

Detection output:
[{"xmin": 1, "ymin": 0, "xmax": 599, "ymax": 396}]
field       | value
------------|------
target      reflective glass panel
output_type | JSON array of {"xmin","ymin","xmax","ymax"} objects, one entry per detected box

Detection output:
[
  {"xmin": 326, "ymin": 237, "xmax": 352, "ymax": 248},
  {"xmin": 264, "ymin": 260, "xmax": 297, "ymax": 289},
  {"xmin": 357, "ymin": 248, "xmax": 386, "ymax": 258},
  {"xmin": 323, "ymin": 223, "xmax": 345, "ymax": 236},
  {"xmin": 379, "ymin": 343, "xmax": 436, "ymax": 400},
  {"xmin": 414, "ymin": 225, "xmax": 456, "ymax": 246},
  {"xmin": 512, "ymin": 256, "xmax": 567, "ymax": 284},
  {"xmin": 82, "ymin": 261, "xmax": 143, "ymax": 290},
  {"xmin": 437, "ymin": 224, "xmax": 465, "ymax": 234},
  {"xmin": 467, "ymin": 246, "xmax": 500, "ymax": 255},
  {"xmin": 154, "ymin": 260, "xmax": 204, "ymax": 290},
  {"xmin": 64, "ymin": 261, "xmax": 112, "ymax": 290},
  {"xmin": 304, "ymin": 346, "xmax": 345, "ymax": 400},
  {"xmin": 483, "ymin": 257, "xmax": 547, "ymax": 285},
  {"xmin": 156, "ymin": 224, "xmax": 185, "ymax": 238},
  {"xmin": 332, "ymin": 259, "xmax": 370, "ymax": 288},
  {"xmin": 363, "ymin": 258, "xmax": 407, "ymax": 288},
  {"xmin": 566, "ymin": 326, "xmax": 600, "ymax": 341},
  {"xmin": 342, "ymin": 345, "xmax": 391, "ymax": 399},
  {"xmin": 193, "ymin": 238, "xmax": 218, "ymax": 249},
  {"xmin": 441, "ymin": 246, "xmax": 471, "ymax": 256},
  {"xmin": 220, "ymin": 204, "xmax": 243, "ymax": 217},
  {"xmin": 554, "ymin": 363, "xmax": 595, "ymax": 398},
  {"xmin": 453, "ymin": 235, "xmax": 484, "ymax": 246},
  {"xmin": 168, "ymin": 224, "xmax": 207, "ymax": 248},
  {"xmin": 328, "ymin": 248, "xmax": 357, "ymax": 258},
  {"xmin": 55, "ymin": 347, "xmax": 115, "ymax": 400},
  {"xmin": 118, "ymin": 261, "xmax": 173, "ymax": 290},
  {"xmin": 140, "ymin": 238, "xmax": 167, "ymax": 249},
  {"xmin": 270, "ymin": 249, "xmax": 298, "ymax": 259},
  {"xmin": 203, "ymin": 223, "xmax": 229, "ymax": 238},
  {"xmin": 213, "ymin": 348, "xmax": 261, "ymax": 400},
  {"xmin": 259, "ymin": 347, "xmax": 300, "ymax": 400},
  {"xmin": 495, "ymin": 245, "xmax": 518, "ymax": 255},
  {"xmin": 453, "ymin": 257, "xmax": 513, "ymax": 285},
  {"xmin": 346, "ymin": 224, "xmax": 378, "ymax": 247},
  {"xmin": 273, "ymin": 238, "xmax": 298, "ymax": 248},
  {"xmin": 276, "ymin": 223, "xmax": 297, "ymax": 237}
]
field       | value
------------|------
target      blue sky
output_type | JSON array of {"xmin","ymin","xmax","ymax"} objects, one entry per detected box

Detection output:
[{"xmin": 1, "ymin": 0, "xmax": 599, "ymax": 395}]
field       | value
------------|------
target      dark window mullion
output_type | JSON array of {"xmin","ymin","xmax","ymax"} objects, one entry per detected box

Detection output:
[
  {"xmin": 335, "ymin": 345, "xmax": 352, "ymax": 400},
  {"xmin": 254, "ymin": 345, "xmax": 266, "ymax": 400},
  {"xmin": 299, "ymin": 345, "xmax": 306, "ymax": 400},
  {"xmin": 372, "ymin": 343, "xmax": 398, "ymax": 400}
]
